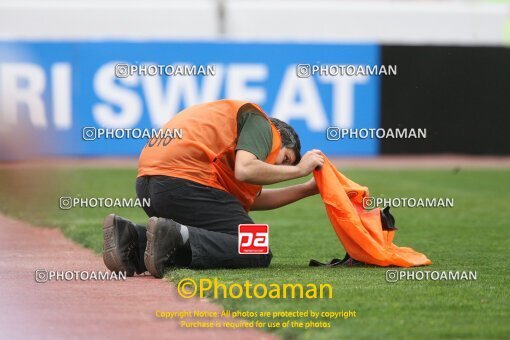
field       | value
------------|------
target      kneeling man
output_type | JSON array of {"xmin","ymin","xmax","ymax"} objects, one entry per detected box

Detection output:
[{"xmin": 102, "ymin": 100, "xmax": 323, "ymax": 278}]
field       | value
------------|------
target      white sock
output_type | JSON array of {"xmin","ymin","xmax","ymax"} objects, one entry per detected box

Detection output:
[{"xmin": 179, "ymin": 224, "xmax": 189, "ymax": 244}]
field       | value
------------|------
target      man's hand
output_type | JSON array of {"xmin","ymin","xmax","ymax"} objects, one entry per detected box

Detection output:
[
  {"xmin": 297, "ymin": 149, "xmax": 324, "ymax": 176},
  {"xmin": 303, "ymin": 177, "xmax": 319, "ymax": 196}
]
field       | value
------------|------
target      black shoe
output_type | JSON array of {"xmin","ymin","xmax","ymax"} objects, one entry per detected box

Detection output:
[
  {"xmin": 308, "ymin": 253, "xmax": 367, "ymax": 267},
  {"xmin": 144, "ymin": 217, "xmax": 184, "ymax": 278},
  {"xmin": 102, "ymin": 214, "xmax": 145, "ymax": 276},
  {"xmin": 342, "ymin": 257, "xmax": 365, "ymax": 267}
]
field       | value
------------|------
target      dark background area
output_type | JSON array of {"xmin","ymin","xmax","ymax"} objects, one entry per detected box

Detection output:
[{"xmin": 380, "ymin": 46, "xmax": 510, "ymax": 155}]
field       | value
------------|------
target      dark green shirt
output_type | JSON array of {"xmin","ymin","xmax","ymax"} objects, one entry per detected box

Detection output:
[{"xmin": 235, "ymin": 110, "xmax": 273, "ymax": 161}]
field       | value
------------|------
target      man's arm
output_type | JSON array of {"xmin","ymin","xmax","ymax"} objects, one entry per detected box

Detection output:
[
  {"xmin": 251, "ymin": 178, "xmax": 319, "ymax": 211},
  {"xmin": 235, "ymin": 149, "xmax": 324, "ymax": 185}
]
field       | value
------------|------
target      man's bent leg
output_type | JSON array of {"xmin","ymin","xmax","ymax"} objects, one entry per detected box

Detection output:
[
  {"xmin": 147, "ymin": 176, "xmax": 273, "ymax": 269},
  {"xmin": 187, "ymin": 226, "xmax": 272, "ymax": 269}
]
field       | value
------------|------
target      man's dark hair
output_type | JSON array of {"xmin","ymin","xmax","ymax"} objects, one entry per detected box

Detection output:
[{"xmin": 270, "ymin": 118, "xmax": 301, "ymax": 165}]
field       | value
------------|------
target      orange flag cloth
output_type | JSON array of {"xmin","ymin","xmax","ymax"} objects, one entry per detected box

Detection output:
[{"xmin": 313, "ymin": 157, "xmax": 431, "ymax": 267}]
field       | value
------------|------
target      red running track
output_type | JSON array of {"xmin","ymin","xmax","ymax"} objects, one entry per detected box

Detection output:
[{"xmin": 0, "ymin": 214, "xmax": 274, "ymax": 340}]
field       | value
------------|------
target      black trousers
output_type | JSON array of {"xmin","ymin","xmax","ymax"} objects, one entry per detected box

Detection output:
[{"xmin": 135, "ymin": 176, "xmax": 272, "ymax": 269}]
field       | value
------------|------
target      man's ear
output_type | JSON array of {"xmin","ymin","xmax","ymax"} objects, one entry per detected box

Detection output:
[{"xmin": 293, "ymin": 149, "xmax": 302, "ymax": 165}]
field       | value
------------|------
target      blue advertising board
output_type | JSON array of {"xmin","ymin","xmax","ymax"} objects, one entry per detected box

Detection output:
[{"xmin": 0, "ymin": 41, "xmax": 380, "ymax": 159}]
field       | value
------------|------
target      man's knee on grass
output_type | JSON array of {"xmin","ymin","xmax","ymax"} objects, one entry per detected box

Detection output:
[
  {"xmin": 254, "ymin": 251, "xmax": 272, "ymax": 268},
  {"xmin": 261, "ymin": 252, "xmax": 272, "ymax": 267}
]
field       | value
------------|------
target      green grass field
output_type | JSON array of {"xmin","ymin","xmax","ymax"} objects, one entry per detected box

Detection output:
[{"xmin": 1, "ymin": 167, "xmax": 509, "ymax": 339}]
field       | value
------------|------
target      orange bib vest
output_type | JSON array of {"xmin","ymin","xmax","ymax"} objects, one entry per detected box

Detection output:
[
  {"xmin": 314, "ymin": 157, "xmax": 432, "ymax": 267},
  {"xmin": 138, "ymin": 100, "xmax": 282, "ymax": 211}
]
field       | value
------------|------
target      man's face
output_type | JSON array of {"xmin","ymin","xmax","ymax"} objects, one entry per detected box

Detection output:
[{"xmin": 275, "ymin": 147, "xmax": 297, "ymax": 166}]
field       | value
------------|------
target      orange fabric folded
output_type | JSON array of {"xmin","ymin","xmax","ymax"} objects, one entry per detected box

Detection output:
[{"xmin": 313, "ymin": 157, "xmax": 432, "ymax": 267}]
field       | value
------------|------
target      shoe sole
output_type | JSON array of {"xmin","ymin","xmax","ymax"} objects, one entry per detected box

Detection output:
[
  {"xmin": 144, "ymin": 217, "xmax": 162, "ymax": 278},
  {"xmin": 102, "ymin": 214, "xmax": 134, "ymax": 277}
]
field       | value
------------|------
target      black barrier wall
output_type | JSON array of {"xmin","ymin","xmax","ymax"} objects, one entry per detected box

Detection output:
[{"xmin": 380, "ymin": 46, "xmax": 510, "ymax": 155}]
